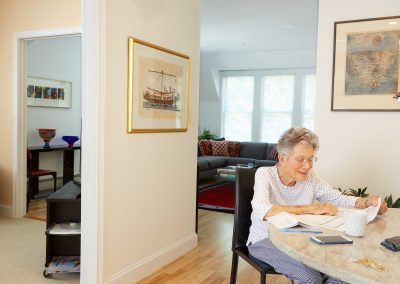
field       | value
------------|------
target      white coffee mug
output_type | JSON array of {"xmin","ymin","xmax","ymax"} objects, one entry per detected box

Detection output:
[{"xmin": 344, "ymin": 210, "xmax": 367, "ymax": 237}]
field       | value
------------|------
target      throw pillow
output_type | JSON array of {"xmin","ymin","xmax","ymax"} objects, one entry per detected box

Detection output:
[
  {"xmin": 268, "ymin": 145, "xmax": 279, "ymax": 161},
  {"xmin": 211, "ymin": 140, "xmax": 229, "ymax": 156},
  {"xmin": 228, "ymin": 141, "xmax": 240, "ymax": 157},
  {"xmin": 199, "ymin": 140, "xmax": 213, "ymax": 156}
]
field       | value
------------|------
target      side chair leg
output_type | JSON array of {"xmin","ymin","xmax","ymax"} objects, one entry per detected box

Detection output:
[
  {"xmin": 230, "ymin": 252, "xmax": 239, "ymax": 284},
  {"xmin": 52, "ymin": 173, "xmax": 57, "ymax": 192},
  {"xmin": 27, "ymin": 179, "xmax": 31, "ymax": 212},
  {"xmin": 260, "ymin": 272, "xmax": 266, "ymax": 284}
]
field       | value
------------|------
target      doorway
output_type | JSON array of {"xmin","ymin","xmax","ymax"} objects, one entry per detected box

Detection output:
[
  {"xmin": 13, "ymin": 28, "xmax": 81, "ymax": 218},
  {"xmin": 25, "ymin": 35, "xmax": 82, "ymax": 219}
]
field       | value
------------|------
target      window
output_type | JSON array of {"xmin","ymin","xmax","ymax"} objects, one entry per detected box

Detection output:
[
  {"xmin": 221, "ymin": 76, "xmax": 254, "ymax": 141},
  {"xmin": 261, "ymin": 75, "xmax": 294, "ymax": 142},
  {"xmin": 302, "ymin": 74, "xmax": 316, "ymax": 130},
  {"xmin": 221, "ymin": 69, "xmax": 315, "ymax": 142}
]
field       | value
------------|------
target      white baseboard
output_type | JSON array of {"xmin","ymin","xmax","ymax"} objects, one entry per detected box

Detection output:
[
  {"xmin": 0, "ymin": 203, "xmax": 13, "ymax": 217},
  {"xmin": 104, "ymin": 233, "xmax": 198, "ymax": 284}
]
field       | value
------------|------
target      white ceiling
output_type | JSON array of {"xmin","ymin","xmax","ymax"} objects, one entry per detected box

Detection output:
[{"xmin": 200, "ymin": 0, "xmax": 318, "ymax": 54}]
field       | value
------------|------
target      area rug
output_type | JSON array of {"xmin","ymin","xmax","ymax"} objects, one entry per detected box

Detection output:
[{"xmin": 197, "ymin": 182, "xmax": 235, "ymax": 212}]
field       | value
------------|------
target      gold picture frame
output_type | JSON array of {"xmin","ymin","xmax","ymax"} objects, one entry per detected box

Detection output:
[
  {"xmin": 127, "ymin": 37, "xmax": 190, "ymax": 132},
  {"xmin": 331, "ymin": 16, "xmax": 400, "ymax": 111}
]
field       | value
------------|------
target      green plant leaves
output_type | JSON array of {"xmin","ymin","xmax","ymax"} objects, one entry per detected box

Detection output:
[
  {"xmin": 348, "ymin": 187, "xmax": 369, "ymax": 197},
  {"xmin": 385, "ymin": 194, "xmax": 400, "ymax": 208}
]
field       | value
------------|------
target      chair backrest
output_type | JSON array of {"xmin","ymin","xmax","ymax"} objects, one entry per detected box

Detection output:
[{"xmin": 232, "ymin": 168, "xmax": 257, "ymax": 249}]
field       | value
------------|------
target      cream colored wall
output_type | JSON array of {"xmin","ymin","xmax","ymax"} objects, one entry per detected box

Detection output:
[
  {"xmin": 315, "ymin": 0, "xmax": 400, "ymax": 198},
  {"xmin": 103, "ymin": 0, "xmax": 199, "ymax": 282},
  {"xmin": 0, "ymin": 0, "xmax": 81, "ymax": 206}
]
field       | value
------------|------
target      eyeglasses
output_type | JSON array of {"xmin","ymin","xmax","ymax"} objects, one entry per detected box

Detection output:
[{"xmin": 284, "ymin": 154, "xmax": 317, "ymax": 165}]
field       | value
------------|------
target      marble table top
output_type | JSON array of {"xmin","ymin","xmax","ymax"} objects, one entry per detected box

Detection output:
[{"xmin": 269, "ymin": 208, "xmax": 400, "ymax": 284}]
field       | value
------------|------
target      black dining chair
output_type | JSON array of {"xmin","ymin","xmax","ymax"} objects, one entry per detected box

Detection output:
[
  {"xmin": 27, "ymin": 150, "xmax": 57, "ymax": 211},
  {"xmin": 230, "ymin": 168, "xmax": 281, "ymax": 284}
]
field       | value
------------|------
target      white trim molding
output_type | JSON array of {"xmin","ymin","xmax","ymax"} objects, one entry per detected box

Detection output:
[
  {"xmin": 104, "ymin": 233, "xmax": 198, "ymax": 283},
  {"xmin": 81, "ymin": 0, "xmax": 106, "ymax": 283}
]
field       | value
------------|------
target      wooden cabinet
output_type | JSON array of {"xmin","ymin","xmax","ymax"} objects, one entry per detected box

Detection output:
[{"xmin": 43, "ymin": 181, "xmax": 81, "ymax": 278}]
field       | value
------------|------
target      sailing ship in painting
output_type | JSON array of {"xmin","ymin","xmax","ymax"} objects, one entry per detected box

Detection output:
[{"xmin": 143, "ymin": 70, "xmax": 180, "ymax": 111}]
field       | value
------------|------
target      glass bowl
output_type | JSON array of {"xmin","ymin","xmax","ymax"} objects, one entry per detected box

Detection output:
[
  {"xmin": 62, "ymin": 136, "xmax": 80, "ymax": 148},
  {"xmin": 38, "ymin": 128, "xmax": 56, "ymax": 148}
]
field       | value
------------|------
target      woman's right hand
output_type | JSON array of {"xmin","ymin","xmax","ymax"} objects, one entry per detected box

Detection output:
[{"xmin": 309, "ymin": 203, "xmax": 338, "ymax": 215}]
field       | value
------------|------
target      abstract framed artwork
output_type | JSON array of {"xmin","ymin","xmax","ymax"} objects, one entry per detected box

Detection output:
[
  {"xmin": 27, "ymin": 77, "xmax": 72, "ymax": 108},
  {"xmin": 331, "ymin": 16, "xmax": 400, "ymax": 111},
  {"xmin": 127, "ymin": 37, "xmax": 190, "ymax": 133}
]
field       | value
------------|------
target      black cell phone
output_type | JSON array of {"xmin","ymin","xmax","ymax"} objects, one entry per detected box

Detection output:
[{"xmin": 310, "ymin": 235, "xmax": 353, "ymax": 245}]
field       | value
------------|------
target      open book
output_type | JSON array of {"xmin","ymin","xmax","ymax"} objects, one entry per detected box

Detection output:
[{"xmin": 267, "ymin": 197, "xmax": 381, "ymax": 232}]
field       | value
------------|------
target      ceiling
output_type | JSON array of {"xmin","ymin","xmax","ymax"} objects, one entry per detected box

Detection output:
[{"xmin": 200, "ymin": 0, "xmax": 318, "ymax": 54}]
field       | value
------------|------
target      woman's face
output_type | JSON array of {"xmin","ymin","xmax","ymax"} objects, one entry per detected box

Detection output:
[{"xmin": 278, "ymin": 142, "xmax": 315, "ymax": 182}]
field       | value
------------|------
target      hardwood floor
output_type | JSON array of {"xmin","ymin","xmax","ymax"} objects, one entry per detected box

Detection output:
[
  {"xmin": 25, "ymin": 198, "xmax": 46, "ymax": 221},
  {"xmin": 139, "ymin": 209, "xmax": 290, "ymax": 284}
]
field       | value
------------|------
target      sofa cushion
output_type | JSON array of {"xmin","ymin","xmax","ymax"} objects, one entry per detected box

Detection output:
[
  {"xmin": 211, "ymin": 141, "xmax": 229, "ymax": 156},
  {"xmin": 199, "ymin": 140, "xmax": 213, "ymax": 156},
  {"xmin": 254, "ymin": 160, "xmax": 278, "ymax": 167},
  {"xmin": 197, "ymin": 156, "xmax": 211, "ymax": 170},
  {"xmin": 268, "ymin": 145, "xmax": 279, "ymax": 161},
  {"xmin": 226, "ymin": 157, "xmax": 256, "ymax": 166},
  {"xmin": 238, "ymin": 142, "xmax": 268, "ymax": 160},
  {"xmin": 228, "ymin": 141, "xmax": 240, "ymax": 157},
  {"xmin": 204, "ymin": 156, "xmax": 227, "ymax": 168}
]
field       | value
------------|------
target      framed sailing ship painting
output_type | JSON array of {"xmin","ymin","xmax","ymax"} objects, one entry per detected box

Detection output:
[
  {"xmin": 127, "ymin": 37, "xmax": 190, "ymax": 133},
  {"xmin": 331, "ymin": 16, "xmax": 400, "ymax": 111}
]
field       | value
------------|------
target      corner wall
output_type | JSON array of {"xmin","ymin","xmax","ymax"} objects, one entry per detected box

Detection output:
[
  {"xmin": 315, "ymin": 0, "xmax": 400, "ymax": 197},
  {"xmin": 0, "ymin": 0, "xmax": 81, "ymax": 207},
  {"xmin": 103, "ymin": 0, "xmax": 199, "ymax": 282}
]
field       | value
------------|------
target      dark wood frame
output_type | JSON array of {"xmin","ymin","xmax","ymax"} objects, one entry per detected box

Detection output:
[{"xmin": 331, "ymin": 15, "xmax": 400, "ymax": 111}]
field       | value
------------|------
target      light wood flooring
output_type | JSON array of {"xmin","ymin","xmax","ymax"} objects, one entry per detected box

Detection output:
[
  {"xmin": 139, "ymin": 209, "xmax": 290, "ymax": 284},
  {"xmin": 25, "ymin": 198, "xmax": 47, "ymax": 221}
]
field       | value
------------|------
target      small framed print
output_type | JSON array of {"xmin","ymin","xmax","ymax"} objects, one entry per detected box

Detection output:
[{"xmin": 27, "ymin": 77, "xmax": 72, "ymax": 108}]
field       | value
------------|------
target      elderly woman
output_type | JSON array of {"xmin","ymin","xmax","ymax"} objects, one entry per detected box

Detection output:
[{"xmin": 247, "ymin": 127, "xmax": 387, "ymax": 284}]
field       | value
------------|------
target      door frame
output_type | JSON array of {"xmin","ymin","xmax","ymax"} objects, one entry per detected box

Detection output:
[
  {"xmin": 13, "ymin": 22, "xmax": 104, "ymax": 282},
  {"xmin": 12, "ymin": 27, "xmax": 82, "ymax": 218}
]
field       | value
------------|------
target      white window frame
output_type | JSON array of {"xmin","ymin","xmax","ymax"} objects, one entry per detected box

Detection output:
[{"xmin": 220, "ymin": 68, "xmax": 316, "ymax": 142}]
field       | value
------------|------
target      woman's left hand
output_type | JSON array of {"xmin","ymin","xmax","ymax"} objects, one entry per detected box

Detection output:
[{"xmin": 356, "ymin": 196, "xmax": 388, "ymax": 215}]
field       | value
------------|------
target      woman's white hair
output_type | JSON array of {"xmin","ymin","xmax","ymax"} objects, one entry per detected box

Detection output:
[{"xmin": 276, "ymin": 127, "xmax": 319, "ymax": 155}]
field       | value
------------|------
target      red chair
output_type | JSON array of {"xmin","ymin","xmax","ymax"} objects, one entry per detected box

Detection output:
[{"xmin": 27, "ymin": 150, "xmax": 57, "ymax": 210}]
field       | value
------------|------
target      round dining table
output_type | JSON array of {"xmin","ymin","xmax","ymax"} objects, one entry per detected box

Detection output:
[{"xmin": 268, "ymin": 208, "xmax": 400, "ymax": 284}]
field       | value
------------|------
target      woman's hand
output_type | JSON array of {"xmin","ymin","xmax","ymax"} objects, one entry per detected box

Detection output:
[
  {"xmin": 309, "ymin": 203, "xmax": 338, "ymax": 215},
  {"xmin": 356, "ymin": 196, "xmax": 388, "ymax": 215}
]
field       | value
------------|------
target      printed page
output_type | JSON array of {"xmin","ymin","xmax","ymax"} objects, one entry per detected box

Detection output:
[
  {"xmin": 267, "ymin": 212, "xmax": 299, "ymax": 229},
  {"xmin": 296, "ymin": 214, "xmax": 345, "ymax": 231},
  {"xmin": 366, "ymin": 196, "xmax": 381, "ymax": 223}
]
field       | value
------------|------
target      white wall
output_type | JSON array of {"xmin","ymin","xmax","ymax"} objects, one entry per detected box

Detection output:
[
  {"xmin": 27, "ymin": 36, "xmax": 81, "ymax": 176},
  {"xmin": 315, "ymin": 0, "xmax": 400, "ymax": 198},
  {"xmin": 199, "ymin": 49, "xmax": 316, "ymax": 136},
  {"xmin": 103, "ymin": 0, "xmax": 199, "ymax": 282}
]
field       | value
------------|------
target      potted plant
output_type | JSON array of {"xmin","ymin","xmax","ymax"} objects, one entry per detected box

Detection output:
[
  {"xmin": 384, "ymin": 194, "xmax": 400, "ymax": 208},
  {"xmin": 335, "ymin": 186, "xmax": 369, "ymax": 197},
  {"xmin": 198, "ymin": 128, "xmax": 218, "ymax": 140}
]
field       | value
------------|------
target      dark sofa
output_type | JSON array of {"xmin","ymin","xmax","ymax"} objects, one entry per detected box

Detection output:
[{"xmin": 197, "ymin": 142, "xmax": 278, "ymax": 180}]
